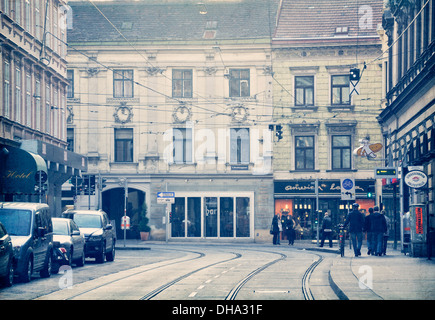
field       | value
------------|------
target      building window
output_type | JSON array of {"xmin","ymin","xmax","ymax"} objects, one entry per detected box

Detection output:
[
  {"xmin": 172, "ymin": 69, "xmax": 192, "ymax": 98},
  {"xmin": 3, "ymin": 59, "xmax": 11, "ymax": 117},
  {"xmin": 331, "ymin": 75, "xmax": 350, "ymax": 105},
  {"xmin": 15, "ymin": 65, "xmax": 22, "ymax": 123},
  {"xmin": 35, "ymin": 0, "xmax": 41, "ymax": 40},
  {"xmin": 35, "ymin": 78, "xmax": 41, "ymax": 131},
  {"xmin": 45, "ymin": 83, "xmax": 51, "ymax": 134},
  {"xmin": 295, "ymin": 76, "xmax": 314, "ymax": 106},
  {"xmin": 173, "ymin": 128, "xmax": 193, "ymax": 164},
  {"xmin": 113, "ymin": 70, "xmax": 133, "ymax": 98},
  {"xmin": 25, "ymin": 72, "xmax": 31, "ymax": 126},
  {"xmin": 114, "ymin": 128, "xmax": 133, "ymax": 162},
  {"xmin": 229, "ymin": 68, "xmax": 250, "ymax": 97},
  {"xmin": 230, "ymin": 128, "xmax": 250, "ymax": 164},
  {"xmin": 67, "ymin": 128, "xmax": 74, "ymax": 152},
  {"xmin": 67, "ymin": 70, "xmax": 74, "ymax": 98},
  {"xmin": 25, "ymin": 0, "xmax": 31, "ymax": 32},
  {"xmin": 295, "ymin": 136, "xmax": 314, "ymax": 170},
  {"xmin": 332, "ymin": 135, "xmax": 351, "ymax": 169}
]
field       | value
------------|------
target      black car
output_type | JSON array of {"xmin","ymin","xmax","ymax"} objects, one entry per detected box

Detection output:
[
  {"xmin": 0, "ymin": 222, "xmax": 14, "ymax": 287},
  {"xmin": 63, "ymin": 210, "xmax": 116, "ymax": 263}
]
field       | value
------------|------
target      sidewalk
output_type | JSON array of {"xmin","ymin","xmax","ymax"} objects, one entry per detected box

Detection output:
[{"xmin": 115, "ymin": 239, "xmax": 435, "ymax": 300}]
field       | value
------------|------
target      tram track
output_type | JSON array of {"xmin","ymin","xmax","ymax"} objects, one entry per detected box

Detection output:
[{"xmin": 36, "ymin": 245, "xmax": 334, "ymax": 300}]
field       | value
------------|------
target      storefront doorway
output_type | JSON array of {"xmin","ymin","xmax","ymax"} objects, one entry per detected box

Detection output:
[{"xmin": 170, "ymin": 193, "xmax": 253, "ymax": 239}]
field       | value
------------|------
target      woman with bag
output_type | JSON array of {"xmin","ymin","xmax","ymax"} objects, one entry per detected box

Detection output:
[{"xmin": 271, "ymin": 215, "xmax": 280, "ymax": 245}]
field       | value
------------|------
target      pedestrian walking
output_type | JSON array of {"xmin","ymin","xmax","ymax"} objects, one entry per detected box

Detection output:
[
  {"xmin": 365, "ymin": 207, "xmax": 375, "ymax": 255},
  {"xmin": 344, "ymin": 203, "xmax": 365, "ymax": 257},
  {"xmin": 371, "ymin": 206, "xmax": 387, "ymax": 256},
  {"xmin": 320, "ymin": 212, "xmax": 333, "ymax": 248},
  {"xmin": 277, "ymin": 216, "xmax": 282, "ymax": 245},
  {"xmin": 284, "ymin": 215, "xmax": 295, "ymax": 245},
  {"xmin": 271, "ymin": 215, "xmax": 280, "ymax": 245},
  {"xmin": 381, "ymin": 210, "xmax": 390, "ymax": 255}
]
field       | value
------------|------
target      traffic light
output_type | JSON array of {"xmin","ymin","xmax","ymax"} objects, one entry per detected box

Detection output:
[
  {"xmin": 367, "ymin": 185, "xmax": 375, "ymax": 198},
  {"xmin": 169, "ymin": 212, "xmax": 173, "ymax": 223},
  {"xmin": 350, "ymin": 68, "xmax": 360, "ymax": 81},
  {"xmin": 276, "ymin": 125, "xmax": 283, "ymax": 141}
]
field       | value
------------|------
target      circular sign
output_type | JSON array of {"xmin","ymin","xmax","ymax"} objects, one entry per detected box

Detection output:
[
  {"xmin": 342, "ymin": 178, "xmax": 354, "ymax": 190},
  {"xmin": 35, "ymin": 170, "xmax": 48, "ymax": 184},
  {"xmin": 404, "ymin": 170, "xmax": 427, "ymax": 189}
]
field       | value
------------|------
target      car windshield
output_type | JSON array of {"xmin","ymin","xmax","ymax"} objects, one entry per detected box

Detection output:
[
  {"xmin": 0, "ymin": 209, "xmax": 32, "ymax": 236},
  {"xmin": 53, "ymin": 220, "xmax": 69, "ymax": 235},
  {"xmin": 74, "ymin": 214, "xmax": 102, "ymax": 228}
]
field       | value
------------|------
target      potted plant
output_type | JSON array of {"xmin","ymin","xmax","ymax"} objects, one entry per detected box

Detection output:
[{"xmin": 138, "ymin": 204, "xmax": 151, "ymax": 240}]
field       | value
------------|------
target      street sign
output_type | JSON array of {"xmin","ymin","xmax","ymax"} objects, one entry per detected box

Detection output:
[
  {"xmin": 157, "ymin": 192, "xmax": 175, "ymax": 198},
  {"xmin": 157, "ymin": 192, "xmax": 175, "ymax": 204},
  {"xmin": 35, "ymin": 170, "xmax": 48, "ymax": 184},
  {"xmin": 340, "ymin": 178, "xmax": 355, "ymax": 201},
  {"xmin": 374, "ymin": 167, "xmax": 398, "ymax": 178}
]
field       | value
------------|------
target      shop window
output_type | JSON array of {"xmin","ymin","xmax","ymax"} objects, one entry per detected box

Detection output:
[
  {"xmin": 204, "ymin": 197, "xmax": 218, "ymax": 237},
  {"xmin": 187, "ymin": 197, "xmax": 201, "ymax": 237},
  {"xmin": 295, "ymin": 136, "xmax": 315, "ymax": 170},
  {"xmin": 220, "ymin": 197, "xmax": 234, "ymax": 237},
  {"xmin": 171, "ymin": 198, "xmax": 185, "ymax": 237},
  {"xmin": 236, "ymin": 197, "xmax": 250, "ymax": 237},
  {"xmin": 332, "ymin": 135, "xmax": 351, "ymax": 169}
]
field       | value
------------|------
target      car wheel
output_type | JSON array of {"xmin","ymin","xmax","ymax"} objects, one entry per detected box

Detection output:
[
  {"xmin": 76, "ymin": 250, "xmax": 85, "ymax": 267},
  {"xmin": 106, "ymin": 242, "xmax": 115, "ymax": 262},
  {"xmin": 1, "ymin": 257, "xmax": 14, "ymax": 287},
  {"xmin": 19, "ymin": 255, "xmax": 33, "ymax": 283},
  {"xmin": 40, "ymin": 250, "xmax": 52, "ymax": 278}
]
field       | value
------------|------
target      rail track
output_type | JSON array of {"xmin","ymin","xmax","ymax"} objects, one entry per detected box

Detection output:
[{"xmin": 35, "ymin": 245, "xmax": 334, "ymax": 300}]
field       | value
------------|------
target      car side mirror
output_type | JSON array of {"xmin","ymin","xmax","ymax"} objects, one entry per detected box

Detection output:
[{"xmin": 72, "ymin": 230, "xmax": 81, "ymax": 236}]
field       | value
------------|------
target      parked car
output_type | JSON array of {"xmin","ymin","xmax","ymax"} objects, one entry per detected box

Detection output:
[
  {"xmin": 63, "ymin": 210, "xmax": 116, "ymax": 263},
  {"xmin": 0, "ymin": 222, "xmax": 14, "ymax": 287},
  {"xmin": 52, "ymin": 218, "xmax": 85, "ymax": 271},
  {"xmin": 0, "ymin": 202, "xmax": 53, "ymax": 282}
]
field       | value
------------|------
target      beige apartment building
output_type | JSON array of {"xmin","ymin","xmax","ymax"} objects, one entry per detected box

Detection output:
[
  {"xmin": 271, "ymin": 0, "xmax": 385, "ymax": 239},
  {"xmin": 66, "ymin": 0, "xmax": 279, "ymax": 241}
]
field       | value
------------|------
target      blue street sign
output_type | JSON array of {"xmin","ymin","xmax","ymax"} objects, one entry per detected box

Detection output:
[{"xmin": 157, "ymin": 192, "xmax": 175, "ymax": 198}]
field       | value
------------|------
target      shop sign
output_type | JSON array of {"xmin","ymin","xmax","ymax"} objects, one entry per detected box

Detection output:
[
  {"xmin": 415, "ymin": 207, "xmax": 423, "ymax": 235},
  {"xmin": 274, "ymin": 180, "xmax": 373, "ymax": 195},
  {"xmin": 404, "ymin": 171, "xmax": 427, "ymax": 189}
]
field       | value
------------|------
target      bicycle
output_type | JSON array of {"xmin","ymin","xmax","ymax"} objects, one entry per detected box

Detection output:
[{"xmin": 338, "ymin": 224, "xmax": 345, "ymax": 257}]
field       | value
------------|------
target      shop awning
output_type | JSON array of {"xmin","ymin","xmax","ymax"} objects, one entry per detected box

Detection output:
[{"xmin": 0, "ymin": 145, "xmax": 48, "ymax": 194}]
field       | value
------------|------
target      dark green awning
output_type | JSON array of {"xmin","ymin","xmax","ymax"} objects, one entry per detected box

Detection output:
[{"xmin": 0, "ymin": 145, "xmax": 48, "ymax": 194}]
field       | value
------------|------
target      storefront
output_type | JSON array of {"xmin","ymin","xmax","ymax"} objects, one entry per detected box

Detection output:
[
  {"xmin": 170, "ymin": 192, "xmax": 254, "ymax": 239},
  {"xmin": 274, "ymin": 179, "xmax": 375, "ymax": 239}
]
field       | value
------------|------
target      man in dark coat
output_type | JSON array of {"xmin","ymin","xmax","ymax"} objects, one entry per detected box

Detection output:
[
  {"xmin": 365, "ymin": 207, "xmax": 375, "ymax": 255},
  {"xmin": 320, "ymin": 212, "xmax": 333, "ymax": 248},
  {"xmin": 344, "ymin": 203, "xmax": 365, "ymax": 256},
  {"xmin": 370, "ymin": 206, "xmax": 387, "ymax": 256}
]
